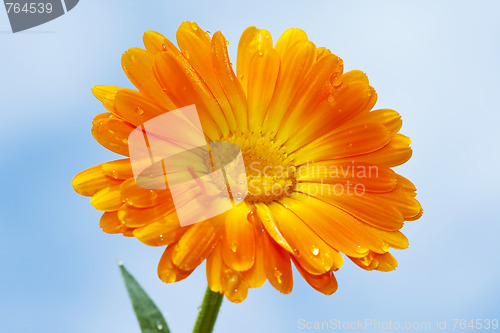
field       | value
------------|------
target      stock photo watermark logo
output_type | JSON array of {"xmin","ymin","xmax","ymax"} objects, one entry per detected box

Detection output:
[
  {"xmin": 3, "ymin": 0, "xmax": 79, "ymax": 32},
  {"xmin": 128, "ymin": 105, "xmax": 248, "ymax": 227},
  {"xmin": 128, "ymin": 104, "xmax": 382, "ymax": 227}
]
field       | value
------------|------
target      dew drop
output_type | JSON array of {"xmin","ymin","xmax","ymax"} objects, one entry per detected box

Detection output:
[
  {"xmin": 157, "ymin": 323, "xmax": 163, "ymax": 330},
  {"xmin": 327, "ymin": 95, "xmax": 335, "ymax": 103},
  {"xmin": 330, "ymin": 72, "xmax": 342, "ymax": 87},
  {"xmin": 311, "ymin": 246, "xmax": 320, "ymax": 256},
  {"xmin": 162, "ymin": 270, "xmax": 176, "ymax": 283},
  {"xmin": 130, "ymin": 55, "xmax": 136, "ymax": 62},
  {"xmin": 273, "ymin": 268, "xmax": 283, "ymax": 284},
  {"xmin": 230, "ymin": 241, "xmax": 238, "ymax": 253},
  {"xmin": 190, "ymin": 22, "xmax": 198, "ymax": 31},
  {"xmin": 347, "ymin": 142, "xmax": 353, "ymax": 148},
  {"xmin": 136, "ymin": 107, "xmax": 144, "ymax": 115}
]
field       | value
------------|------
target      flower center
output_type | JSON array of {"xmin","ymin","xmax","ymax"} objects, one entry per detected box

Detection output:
[{"xmin": 221, "ymin": 132, "xmax": 296, "ymax": 204}]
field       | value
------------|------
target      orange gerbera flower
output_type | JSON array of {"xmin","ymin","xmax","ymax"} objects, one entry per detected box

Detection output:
[{"xmin": 73, "ymin": 22, "xmax": 422, "ymax": 303}]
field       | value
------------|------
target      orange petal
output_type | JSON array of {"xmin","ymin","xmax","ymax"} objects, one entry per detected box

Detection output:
[
  {"xmin": 91, "ymin": 85, "xmax": 133, "ymax": 113},
  {"xmin": 153, "ymin": 51, "xmax": 225, "ymax": 140},
  {"xmin": 91, "ymin": 113, "xmax": 134, "ymax": 156},
  {"xmin": 90, "ymin": 184, "xmax": 124, "ymax": 212},
  {"xmin": 120, "ymin": 178, "xmax": 169, "ymax": 208},
  {"xmin": 350, "ymin": 251, "xmax": 398, "ymax": 272},
  {"xmin": 267, "ymin": 202, "xmax": 343, "ymax": 274},
  {"xmin": 158, "ymin": 244, "xmax": 194, "ymax": 283},
  {"xmin": 281, "ymin": 194, "xmax": 372, "ymax": 257},
  {"xmin": 337, "ymin": 108, "xmax": 402, "ymax": 135},
  {"xmin": 247, "ymin": 49, "xmax": 280, "ymax": 132},
  {"xmin": 274, "ymin": 28, "xmax": 308, "ymax": 55},
  {"xmin": 240, "ymin": 229, "xmax": 267, "ymax": 288},
  {"xmin": 338, "ymin": 134, "xmax": 412, "ymax": 167},
  {"xmin": 275, "ymin": 53, "xmax": 343, "ymax": 145},
  {"xmin": 262, "ymin": 232, "xmax": 293, "ymax": 294},
  {"xmin": 295, "ymin": 181, "xmax": 400, "ymax": 231},
  {"xmin": 296, "ymin": 161, "xmax": 398, "ymax": 193},
  {"xmin": 206, "ymin": 242, "xmax": 225, "ymax": 293},
  {"xmin": 121, "ymin": 47, "xmax": 176, "ymax": 110},
  {"xmin": 212, "ymin": 31, "xmax": 248, "ymax": 130},
  {"xmin": 171, "ymin": 219, "xmax": 223, "ymax": 271},
  {"xmin": 294, "ymin": 123, "xmax": 391, "ymax": 165},
  {"xmin": 316, "ymin": 47, "xmax": 332, "ymax": 61},
  {"xmin": 223, "ymin": 273, "xmax": 249, "ymax": 303},
  {"xmin": 118, "ymin": 199, "xmax": 175, "ymax": 227},
  {"xmin": 285, "ymin": 82, "xmax": 377, "ymax": 152},
  {"xmin": 73, "ymin": 164, "xmax": 121, "ymax": 196},
  {"xmin": 206, "ymin": 242, "xmax": 249, "ymax": 302},
  {"xmin": 113, "ymin": 89, "xmax": 167, "ymax": 127},
  {"xmin": 289, "ymin": 190, "xmax": 413, "ymax": 250},
  {"xmin": 254, "ymin": 203, "xmax": 294, "ymax": 254},
  {"xmin": 176, "ymin": 22, "xmax": 237, "ymax": 134},
  {"xmin": 99, "ymin": 212, "xmax": 125, "ymax": 234},
  {"xmin": 101, "ymin": 159, "xmax": 134, "ymax": 180},
  {"xmin": 221, "ymin": 203, "xmax": 256, "ymax": 271},
  {"xmin": 236, "ymin": 27, "xmax": 273, "ymax": 94},
  {"xmin": 143, "ymin": 31, "xmax": 181, "ymax": 55},
  {"xmin": 263, "ymin": 40, "xmax": 317, "ymax": 136},
  {"xmin": 292, "ymin": 257, "xmax": 338, "ymax": 295},
  {"xmin": 133, "ymin": 214, "xmax": 185, "ymax": 247},
  {"xmin": 296, "ymin": 174, "xmax": 421, "ymax": 231},
  {"xmin": 341, "ymin": 70, "xmax": 369, "ymax": 85}
]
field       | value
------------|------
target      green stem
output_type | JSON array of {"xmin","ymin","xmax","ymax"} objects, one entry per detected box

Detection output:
[{"xmin": 192, "ymin": 286, "xmax": 224, "ymax": 333}]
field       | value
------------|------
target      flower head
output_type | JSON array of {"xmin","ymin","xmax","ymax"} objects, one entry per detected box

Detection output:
[{"xmin": 73, "ymin": 22, "xmax": 422, "ymax": 302}]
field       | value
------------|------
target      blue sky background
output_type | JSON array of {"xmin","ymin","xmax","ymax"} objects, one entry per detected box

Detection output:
[{"xmin": 1, "ymin": 0, "xmax": 499, "ymax": 332}]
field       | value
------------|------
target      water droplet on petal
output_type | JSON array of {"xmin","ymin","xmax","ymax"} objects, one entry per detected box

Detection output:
[
  {"xmin": 136, "ymin": 107, "xmax": 144, "ymax": 115},
  {"xmin": 327, "ymin": 95, "xmax": 335, "ymax": 103},
  {"xmin": 273, "ymin": 268, "xmax": 282, "ymax": 284},
  {"xmin": 330, "ymin": 72, "xmax": 342, "ymax": 87},
  {"xmin": 311, "ymin": 246, "xmax": 320, "ymax": 256},
  {"xmin": 230, "ymin": 241, "xmax": 238, "ymax": 252}
]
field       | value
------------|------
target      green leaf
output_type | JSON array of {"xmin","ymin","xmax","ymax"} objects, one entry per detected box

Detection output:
[{"xmin": 119, "ymin": 260, "xmax": 170, "ymax": 333}]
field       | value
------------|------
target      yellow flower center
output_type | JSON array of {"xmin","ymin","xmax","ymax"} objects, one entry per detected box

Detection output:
[{"xmin": 221, "ymin": 132, "xmax": 296, "ymax": 204}]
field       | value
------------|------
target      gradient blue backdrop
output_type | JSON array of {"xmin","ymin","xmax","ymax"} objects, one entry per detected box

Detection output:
[{"xmin": 1, "ymin": 0, "xmax": 499, "ymax": 332}]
